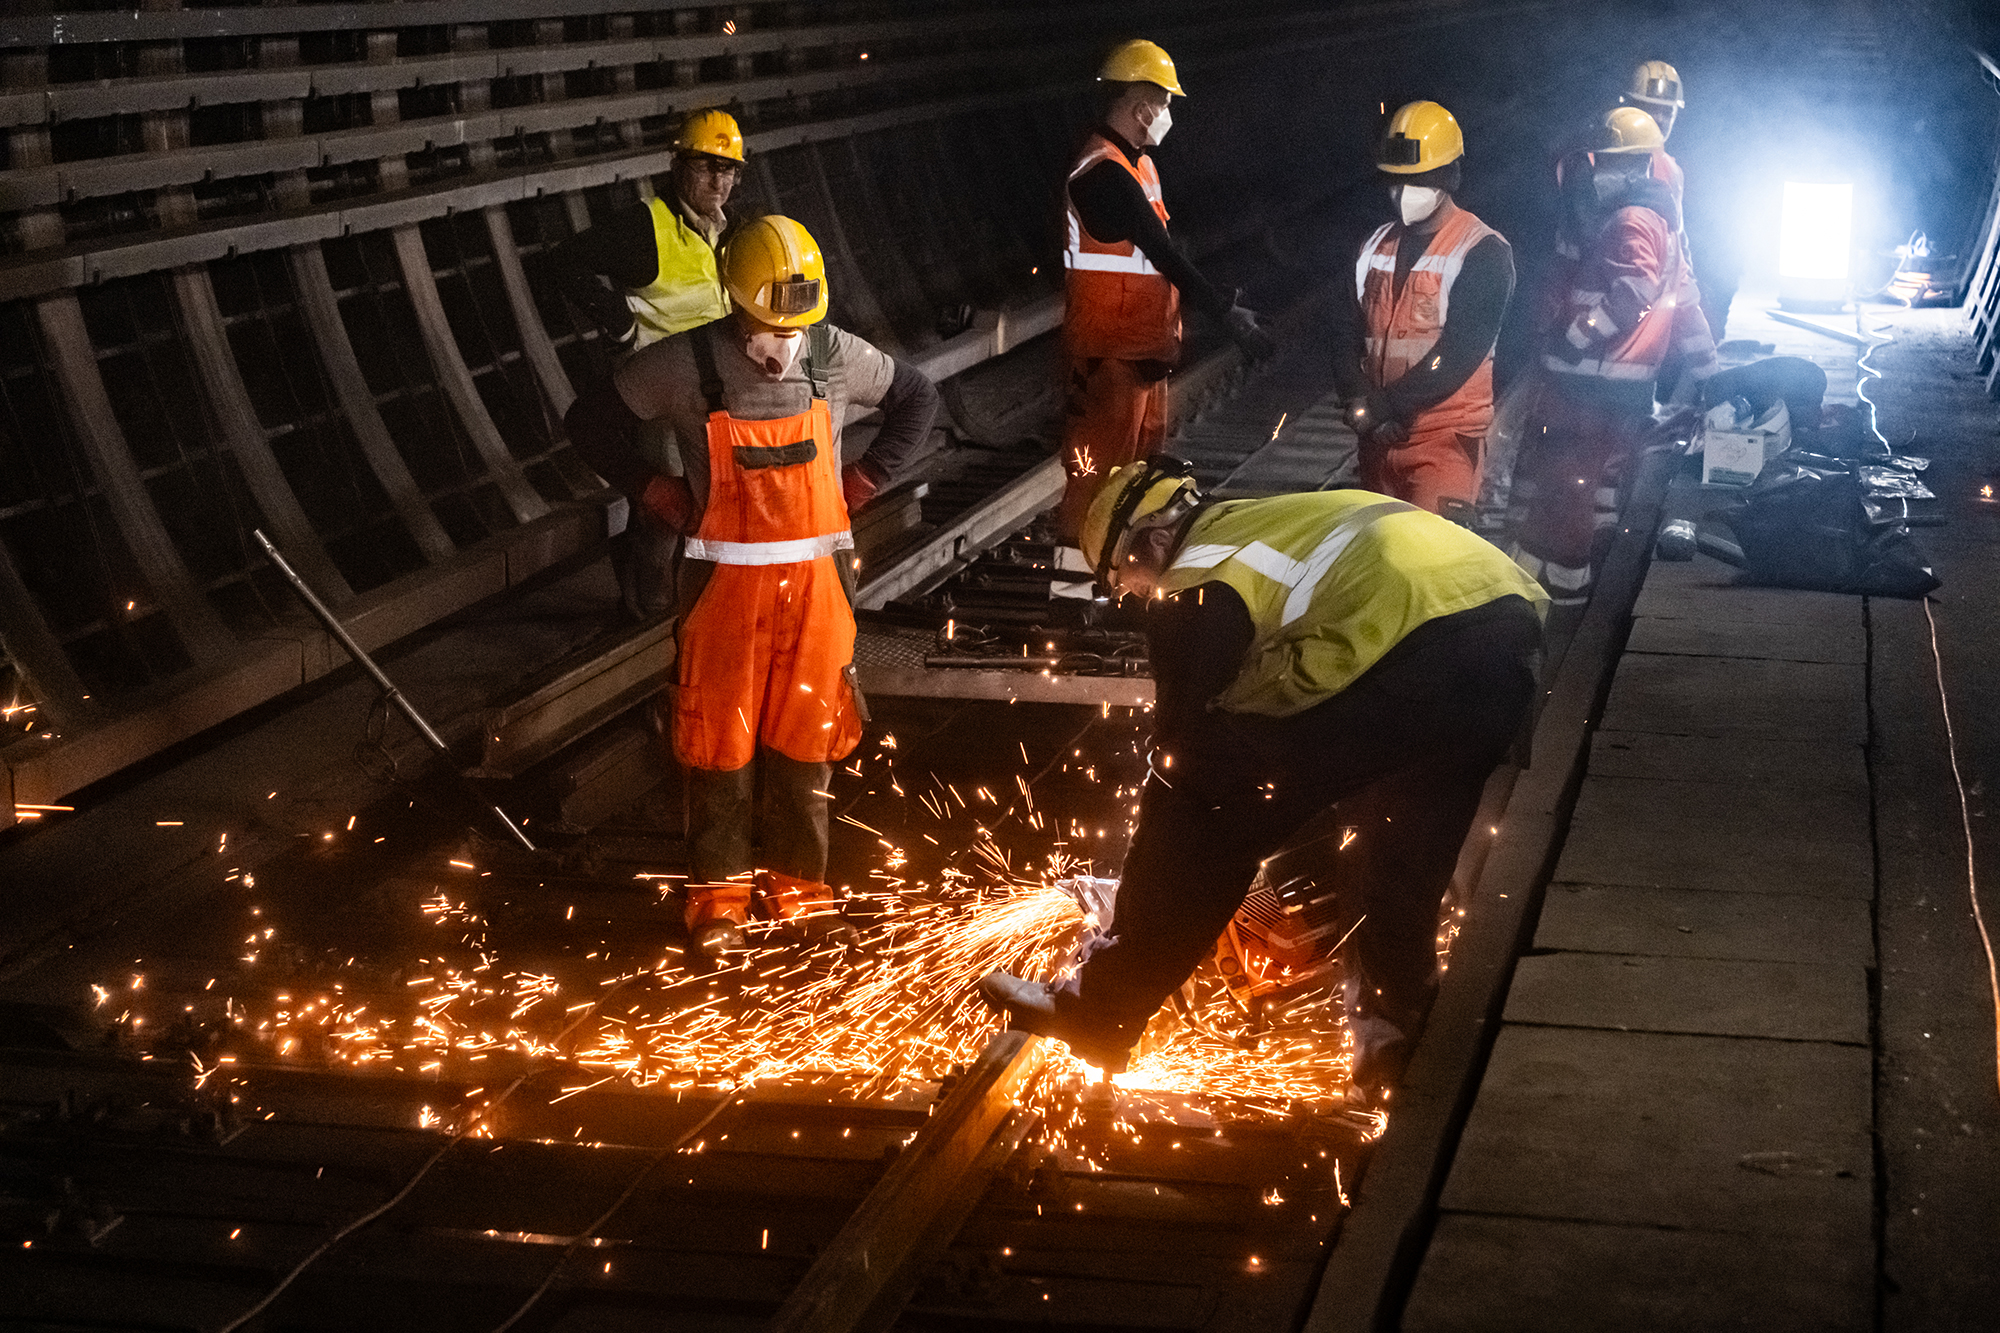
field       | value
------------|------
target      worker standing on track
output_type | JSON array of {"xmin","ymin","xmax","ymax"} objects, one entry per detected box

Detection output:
[
  {"xmin": 1508, "ymin": 108, "xmax": 1717, "ymax": 604},
  {"xmin": 543, "ymin": 109, "xmax": 747, "ymax": 618},
  {"xmin": 1335, "ymin": 101, "xmax": 1515, "ymax": 521},
  {"xmin": 980, "ymin": 458, "xmax": 1546, "ymax": 1100},
  {"xmin": 564, "ymin": 216, "xmax": 940, "ymax": 964},
  {"xmin": 1055, "ymin": 39, "xmax": 1275, "ymax": 542}
]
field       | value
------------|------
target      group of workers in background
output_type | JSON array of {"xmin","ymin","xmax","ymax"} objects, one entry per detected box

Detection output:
[{"xmin": 554, "ymin": 40, "xmax": 1720, "ymax": 1103}]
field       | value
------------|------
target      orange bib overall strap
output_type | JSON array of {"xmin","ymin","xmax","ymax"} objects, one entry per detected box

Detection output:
[{"xmin": 675, "ymin": 325, "xmax": 864, "ymax": 771}]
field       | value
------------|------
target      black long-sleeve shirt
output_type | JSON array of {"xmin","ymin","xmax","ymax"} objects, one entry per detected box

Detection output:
[
  {"xmin": 1068, "ymin": 128, "xmax": 1233, "ymax": 327},
  {"xmin": 1331, "ymin": 228, "xmax": 1514, "ymax": 424},
  {"xmin": 1147, "ymin": 577, "xmax": 1256, "ymax": 753}
]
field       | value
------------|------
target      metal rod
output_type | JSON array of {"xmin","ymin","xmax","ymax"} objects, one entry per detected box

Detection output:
[{"xmin": 253, "ymin": 529, "xmax": 537, "ymax": 853}]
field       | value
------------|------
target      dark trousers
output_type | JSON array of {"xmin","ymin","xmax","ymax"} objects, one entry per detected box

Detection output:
[
  {"xmin": 684, "ymin": 749, "xmax": 833, "ymax": 883},
  {"xmin": 1057, "ymin": 599, "xmax": 1542, "ymax": 1045}
]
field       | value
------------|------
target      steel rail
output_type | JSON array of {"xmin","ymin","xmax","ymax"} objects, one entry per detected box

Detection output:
[{"xmin": 768, "ymin": 1029, "xmax": 1047, "ymax": 1333}]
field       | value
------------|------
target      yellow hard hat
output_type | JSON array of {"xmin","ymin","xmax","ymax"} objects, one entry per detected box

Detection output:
[
  {"xmin": 1099, "ymin": 39, "xmax": 1184, "ymax": 96},
  {"xmin": 721, "ymin": 216, "xmax": 828, "ymax": 328},
  {"xmin": 1627, "ymin": 60, "xmax": 1685, "ymax": 109},
  {"xmin": 1378, "ymin": 101, "xmax": 1464, "ymax": 175},
  {"xmin": 675, "ymin": 108, "xmax": 745, "ymax": 163},
  {"xmin": 1597, "ymin": 105, "xmax": 1665, "ymax": 155},
  {"xmin": 1079, "ymin": 457, "xmax": 1200, "ymax": 591}
]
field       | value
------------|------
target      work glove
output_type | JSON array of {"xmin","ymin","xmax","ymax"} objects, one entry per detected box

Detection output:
[
  {"xmin": 1344, "ymin": 394, "xmax": 1407, "ymax": 445},
  {"xmin": 1224, "ymin": 304, "xmax": 1277, "ymax": 363},
  {"xmin": 639, "ymin": 473, "xmax": 696, "ymax": 532},
  {"xmin": 840, "ymin": 461, "xmax": 882, "ymax": 514}
]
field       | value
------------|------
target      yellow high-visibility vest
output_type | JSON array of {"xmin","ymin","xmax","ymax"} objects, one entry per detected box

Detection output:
[
  {"xmin": 1157, "ymin": 490, "xmax": 1547, "ymax": 716},
  {"xmin": 627, "ymin": 196, "xmax": 729, "ymax": 346}
]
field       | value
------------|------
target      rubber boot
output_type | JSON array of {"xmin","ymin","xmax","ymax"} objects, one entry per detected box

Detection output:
[
  {"xmin": 754, "ymin": 871, "xmax": 859, "ymax": 949},
  {"xmin": 684, "ymin": 881, "xmax": 753, "ymax": 965}
]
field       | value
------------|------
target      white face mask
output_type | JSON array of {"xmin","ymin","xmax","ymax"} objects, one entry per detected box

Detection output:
[
  {"xmin": 1144, "ymin": 104, "xmax": 1173, "ymax": 146},
  {"xmin": 742, "ymin": 328, "xmax": 803, "ymax": 380},
  {"xmin": 1396, "ymin": 184, "xmax": 1444, "ymax": 226}
]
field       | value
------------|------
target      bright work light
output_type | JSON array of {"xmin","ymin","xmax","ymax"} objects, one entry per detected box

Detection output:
[{"xmin": 1778, "ymin": 181, "xmax": 1853, "ymax": 307}]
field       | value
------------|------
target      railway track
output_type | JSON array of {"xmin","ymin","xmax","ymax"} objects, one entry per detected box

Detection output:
[{"xmin": 0, "ymin": 315, "xmax": 1390, "ymax": 1331}]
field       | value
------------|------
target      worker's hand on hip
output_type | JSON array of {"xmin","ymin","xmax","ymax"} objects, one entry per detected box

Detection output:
[
  {"xmin": 840, "ymin": 462, "xmax": 881, "ymax": 514},
  {"xmin": 639, "ymin": 473, "xmax": 696, "ymax": 532},
  {"xmin": 1225, "ymin": 305, "xmax": 1277, "ymax": 363}
]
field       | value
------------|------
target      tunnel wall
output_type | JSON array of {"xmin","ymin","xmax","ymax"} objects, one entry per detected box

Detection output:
[{"xmin": 0, "ymin": 0, "xmax": 1454, "ymax": 818}]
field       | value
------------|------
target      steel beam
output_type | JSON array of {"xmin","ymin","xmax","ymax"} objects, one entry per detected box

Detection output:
[
  {"xmin": 853, "ymin": 456, "xmax": 1065, "ymax": 611},
  {"xmin": 769, "ymin": 1030, "xmax": 1046, "ymax": 1333},
  {"xmin": 35, "ymin": 292, "xmax": 234, "ymax": 663},
  {"xmin": 0, "ymin": 46, "xmax": 1023, "ymax": 212},
  {"xmin": 472, "ymin": 618, "xmax": 675, "ymax": 780},
  {"xmin": 168, "ymin": 265, "xmax": 354, "ymax": 604},
  {"xmin": 389, "ymin": 225, "xmax": 550, "ymax": 526},
  {"xmin": 0, "ymin": 538, "xmax": 91, "ymax": 734},
  {"xmin": 484, "ymin": 205, "xmax": 576, "ymax": 420},
  {"xmin": 286, "ymin": 244, "xmax": 457, "ymax": 564}
]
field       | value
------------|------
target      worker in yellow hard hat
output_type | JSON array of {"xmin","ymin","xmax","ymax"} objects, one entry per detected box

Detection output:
[
  {"xmin": 564, "ymin": 215, "xmax": 941, "ymax": 966},
  {"xmin": 1622, "ymin": 59, "xmax": 1684, "ymax": 143},
  {"xmin": 1333, "ymin": 101, "xmax": 1515, "ymax": 521},
  {"xmin": 1508, "ymin": 107, "xmax": 1716, "ymax": 605},
  {"xmin": 1054, "ymin": 38, "xmax": 1275, "ymax": 544},
  {"xmin": 540, "ymin": 108, "xmax": 749, "ymax": 619},
  {"xmin": 981, "ymin": 458, "xmax": 1546, "ymax": 1099}
]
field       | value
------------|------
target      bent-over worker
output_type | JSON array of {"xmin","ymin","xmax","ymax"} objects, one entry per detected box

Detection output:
[
  {"xmin": 1334, "ymin": 101, "xmax": 1515, "ymax": 519},
  {"xmin": 1057, "ymin": 38, "xmax": 1275, "ymax": 540},
  {"xmin": 980, "ymin": 458, "xmax": 1546, "ymax": 1100},
  {"xmin": 565, "ymin": 216, "xmax": 940, "ymax": 963}
]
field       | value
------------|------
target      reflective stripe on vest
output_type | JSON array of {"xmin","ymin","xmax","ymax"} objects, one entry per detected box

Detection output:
[
  {"xmin": 683, "ymin": 531, "xmax": 855, "ymax": 565},
  {"xmin": 1158, "ymin": 491, "xmax": 1547, "ymax": 716},
  {"xmin": 1172, "ymin": 500, "xmax": 1407, "ymax": 628},
  {"xmin": 1062, "ymin": 134, "xmax": 1179, "ymax": 362},
  {"xmin": 627, "ymin": 196, "xmax": 729, "ymax": 346},
  {"xmin": 688, "ymin": 323, "xmax": 851, "ymax": 566},
  {"xmin": 1358, "ymin": 210, "xmax": 1499, "ymax": 381}
]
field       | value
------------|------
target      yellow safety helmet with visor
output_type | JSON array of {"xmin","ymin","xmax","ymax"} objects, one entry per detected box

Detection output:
[
  {"xmin": 1080, "ymin": 456, "xmax": 1201, "ymax": 594},
  {"xmin": 1099, "ymin": 39, "xmax": 1184, "ymax": 96},
  {"xmin": 722, "ymin": 215, "xmax": 828, "ymax": 328},
  {"xmin": 1626, "ymin": 60, "xmax": 1685, "ymax": 110},
  {"xmin": 1378, "ymin": 101, "xmax": 1465, "ymax": 175}
]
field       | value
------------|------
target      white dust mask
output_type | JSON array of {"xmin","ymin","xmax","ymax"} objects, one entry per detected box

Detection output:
[
  {"xmin": 1144, "ymin": 105, "xmax": 1173, "ymax": 146},
  {"xmin": 1397, "ymin": 185, "xmax": 1443, "ymax": 226},
  {"xmin": 743, "ymin": 329, "xmax": 803, "ymax": 380}
]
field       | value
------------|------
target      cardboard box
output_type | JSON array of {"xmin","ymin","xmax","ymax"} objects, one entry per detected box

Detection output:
[{"xmin": 1701, "ymin": 399, "xmax": 1790, "ymax": 486}]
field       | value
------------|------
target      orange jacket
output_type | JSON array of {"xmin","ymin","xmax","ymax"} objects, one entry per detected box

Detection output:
[
  {"xmin": 1356, "ymin": 207, "xmax": 1504, "ymax": 439},
  {"xmin": 1063, "ymin": 133, "xmax": 1181, "ymax": 362},
  {"xmin": 1541, "ymin": 203, "xmax": 1684, "ymax": 389}
]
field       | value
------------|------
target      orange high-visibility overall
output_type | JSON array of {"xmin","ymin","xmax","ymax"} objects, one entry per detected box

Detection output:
[
  {"xmin": 1355, "ymin": 207, "xmax": 1503, "ymax": 514},
  {"xmin": 673, "ymin": 388, "xmax": 864, "ymax": 774},
  {"xmin": 1058, "ymin": 133, "xmax": 1181, "ymax": 538},
  {"xmin": 674, "ymin": 338, "xmax": 864, "ymax": 932}
]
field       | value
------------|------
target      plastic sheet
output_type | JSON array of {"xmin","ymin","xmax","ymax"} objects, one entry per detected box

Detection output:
[{"xmin": 1717, "ymin": 450, "xmax": 1941, "ymax": 597}]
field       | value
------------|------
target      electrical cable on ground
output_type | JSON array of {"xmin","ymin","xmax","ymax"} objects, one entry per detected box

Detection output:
[
  {"xmin": 482, "ymin": 1086, "xmax": 745, "ymax": 1333},
  {"xmin": 1856, "ymin": 288, "xmax": 2000, "ymax": 1101},
  {"xmin": 1921, "ymin": 597, "xmax": 2000, "ymax": 1101},
  {"xmin": 211, "ymin": 979, "xmax": 646, "ymax": 1333}
]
